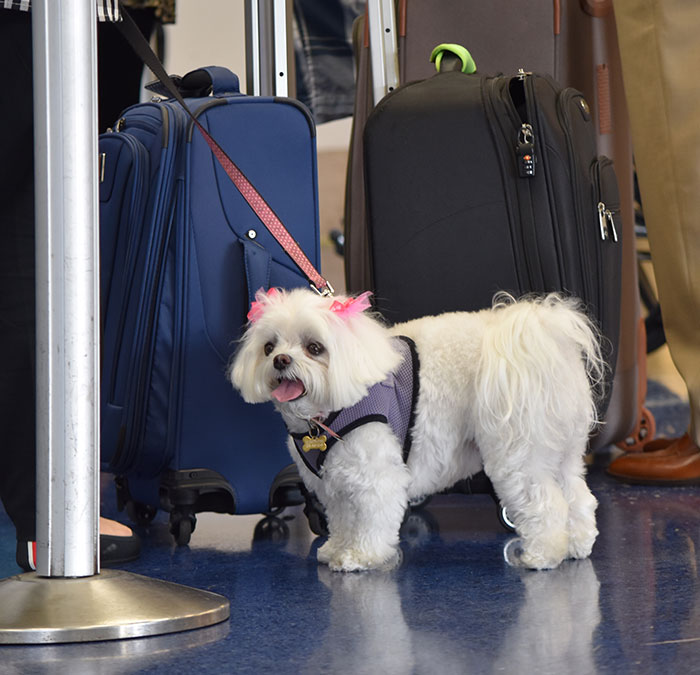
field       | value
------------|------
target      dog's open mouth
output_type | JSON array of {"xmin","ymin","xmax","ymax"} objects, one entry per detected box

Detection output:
[{"xmin": 271, "ymin": 378, "xmax": 306, "ymax": 402}]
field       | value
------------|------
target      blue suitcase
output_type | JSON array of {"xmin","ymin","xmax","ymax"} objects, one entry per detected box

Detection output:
[{"xmin": 98, "ymin": 66, "xmax": 321, "ymax": 544}]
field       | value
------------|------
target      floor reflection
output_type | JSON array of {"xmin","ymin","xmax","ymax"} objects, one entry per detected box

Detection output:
[
  {"xmin": 496, "ymin": 554, "xmax": 601, "ymax": 674},
  {"xmin": 1, "ymin": 621, "xmax": 230, "ymax": 674},
  {"xmin": 302, "ymin": 530, "xmax": 602, "ymax": 675},
  {"xmin": 594, "ymin": 482, "xmax": 700, "ymax": 673},
  {"xmin": 2, "ymin": 447, "xmax": 700, "ymax": 673}
]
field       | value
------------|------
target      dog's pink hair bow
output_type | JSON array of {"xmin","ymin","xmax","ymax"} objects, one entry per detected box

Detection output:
[
  {"xmin": 247, "ymin": 287, "xmax": 279, "ymax": 323},
  {"xmin": 329, "ymin": 291, "xmax": 372, "ymax": 319}
]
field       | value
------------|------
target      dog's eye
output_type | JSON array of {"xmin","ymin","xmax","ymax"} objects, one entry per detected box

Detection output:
[
  {"xmin": 264, "ymin": 342, "xmax": 275, "ymax": 356},
  {"xmin": 306, "ymin": 342, "xmax": 325, "ymax": 357}
]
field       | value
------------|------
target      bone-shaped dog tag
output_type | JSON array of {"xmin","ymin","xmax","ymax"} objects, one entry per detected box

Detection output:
[{"xmin": 302, "ymin": 434, "xmax": 328, "ymax": 453}]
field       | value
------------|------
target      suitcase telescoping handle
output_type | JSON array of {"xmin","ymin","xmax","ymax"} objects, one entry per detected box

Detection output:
[
  {"xmin": 116, "ymin": 6, "xmax": 334, "ymax": 297},
  {"xmin": 367, "ymin": 0, "xmax": 400, "ymax": 105}
]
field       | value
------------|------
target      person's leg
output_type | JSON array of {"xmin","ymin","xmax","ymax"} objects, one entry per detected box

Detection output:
[
  {"xmin": 613, "ymin": 0, "xmax": 700, "ymax": 440},
  {"xmin": 97, "ymin": 8, "xmax": 156, "ymax": 131},
  {"xmin": 609, "ymin": 0, "xmax": 700, "ymax": 482},
  {"xmin": 0, "ymin": 10, "xmax": 38, "ymax": 546}
]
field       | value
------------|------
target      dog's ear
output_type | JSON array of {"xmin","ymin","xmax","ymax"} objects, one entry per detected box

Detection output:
[
  {"xmin": 323, "ymin": 306, "xmax": 403, "ymax": 409},
  {"xmin": 247, "ymin": 286, "xmax": 281, "ymax": 324},
  {"xmin": 228, "ymin": 327, "xmax": 271, "ymax": 404},
  {"xmin": 229, "ymin": 287, "xmax": 285, "ymax": 402}
]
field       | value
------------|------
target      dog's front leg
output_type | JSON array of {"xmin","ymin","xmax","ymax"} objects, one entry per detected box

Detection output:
[{"xmin": 318, "ymin": 424, "xmax": 409, "ymax": 572}]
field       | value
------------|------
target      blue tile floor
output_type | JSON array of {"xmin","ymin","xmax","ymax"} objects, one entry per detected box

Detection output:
[{"xmin": 1, "ymin": 380, "xmax": 699, "ymax": 674}]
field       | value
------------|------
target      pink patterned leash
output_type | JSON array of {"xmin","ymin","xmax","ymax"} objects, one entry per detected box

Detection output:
[
  {"xmin": 190, "ymin": 120, "xmax": 331, "ymax": 294},
  {"xmin": 117, "ymin": 8, "xmax": 333, "ymax": 297}
]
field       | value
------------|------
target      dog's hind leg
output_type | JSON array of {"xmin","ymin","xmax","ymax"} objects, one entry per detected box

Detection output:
[
  {"xmin": 559, "ymin": 453, "xmax": 598, "ymax": 560},
  {"xmin": 485, "ymin": 461, "xmax": 571, "ymax": 570}
]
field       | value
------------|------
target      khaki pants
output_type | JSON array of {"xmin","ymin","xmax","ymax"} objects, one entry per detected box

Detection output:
[{"xmin": 613, "ymin": 0, "xmax": 700, "ymax": 443}]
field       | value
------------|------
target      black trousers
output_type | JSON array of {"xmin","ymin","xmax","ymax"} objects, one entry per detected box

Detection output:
[{"xmin": 0, "ymin": 9, "xmax": 155, "ymax": 542}]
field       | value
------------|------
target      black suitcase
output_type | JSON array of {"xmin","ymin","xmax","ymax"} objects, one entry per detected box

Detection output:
[{"xmin": 363, "ymin": 46, "xmax": 622, "ymax": 415}]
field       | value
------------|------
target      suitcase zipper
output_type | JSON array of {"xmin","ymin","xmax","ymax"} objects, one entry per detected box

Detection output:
[
  {"xmin": 508, "ymin": 74, "xmax": 549, "ymax": 291},
  {"xmin": 100, "ymin": 130, "xmax": 150, "ymax": 473},
  {"xmin": 553, "ymin": 85, "xmax": 596, "ymax": 302},
  {"xmin": 120, "ymin": 104, "xmax": 182, "ymax": 472},
  {"xmin": 133, "ymin": 106, "xmax": 185, "ymax": 473},
  {"xmin": 106, "ymin": 133, "xmax": 149, "ymax": 404},
  {"xmin": 117, "ymin": 102, "xmax": 171, "ymax": 147},
  {"xmin": 559, "ymin": 88, "xmax": 621, "ymax": 345},
  {"xmin": 482, "ymin": 76, "xmax": 534, "ymax": 292},
  {"xmin": 514, "ymin": 70, "xmax": 536, "ymax": 178},
  {"xmin": 591, "ymin": 156, "xmax": 621, "ymax": 336}
]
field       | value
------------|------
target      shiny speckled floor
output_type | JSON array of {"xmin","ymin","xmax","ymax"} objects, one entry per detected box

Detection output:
[{"xmin": 0, "ymin": 380, "xmax": 698, "ymax": 674}]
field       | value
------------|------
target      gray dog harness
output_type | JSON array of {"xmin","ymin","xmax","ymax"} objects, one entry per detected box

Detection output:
[{"xmin": 289, "ymin": 336, "xmax": 419, "ymax": 478}]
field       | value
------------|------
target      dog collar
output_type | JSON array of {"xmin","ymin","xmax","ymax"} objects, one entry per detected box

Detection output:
[{"xmin": 289, "ymin": 336, "xmax": 419, "ymax": 478}]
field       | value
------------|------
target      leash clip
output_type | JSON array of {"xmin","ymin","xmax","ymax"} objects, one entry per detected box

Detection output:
[{"xmin": 310, "ymin": 280, "xmax": 335, "ymax": 297}]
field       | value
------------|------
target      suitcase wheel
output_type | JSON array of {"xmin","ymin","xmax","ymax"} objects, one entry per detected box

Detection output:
[
  {"xmin": 329, "ymin": 229, "xmax": 345, "ymax": 256},
  {"xmin": 400, "ymin": 507, "xmax": 438, "ymax": 548},
  {"xmin": 169, "ymin": 509, "xmax": 197, "ymax": 546},
  {"xmin": 115, "ymin": 476, "xmax": 158, "ymax": 527},
  {"xmin": 303, "ymin": 492, "xmax": 329, "ymax": 537},
  {"xmin": 126, "ymin": 500, "xmax": 158, "ymax": 527},
  {"xmin": 616, "ymin": 406, "xmax": 657, "ymax": 452},
  {"xmin": 253, "ymin": 515, "xmax": 290, "ymax": 544},
  {"xmin": 409, "ymin": 494, "xmax": 431, "ymax": 509},
  {"xmin": 498, "ymin": 504, "xmax": 517, "ymax": 533}
]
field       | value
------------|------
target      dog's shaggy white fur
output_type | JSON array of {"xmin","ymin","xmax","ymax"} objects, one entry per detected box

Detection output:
[{"xmin": 229, "ymin": 288, "xmax": 605, "ymax": 571}]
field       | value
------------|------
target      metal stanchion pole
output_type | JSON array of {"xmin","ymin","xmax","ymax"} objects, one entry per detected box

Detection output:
[
  {"xmin": 0, "ymin": 0, "xmax": 229, "ymax": 643},
  {"xmin": 33, "ymin": 0, "xmax": 101, "ymax": 582},
  {"xmin": 244, "ymin": 0, "xmax": 295, "ymax": 97}
]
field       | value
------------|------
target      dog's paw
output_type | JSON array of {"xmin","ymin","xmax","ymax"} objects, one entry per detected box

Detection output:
[
  {"xmin": 509, "ymin": 523, "xmax": 569, "ymax": 570},
  {"xmin": 317, "ymin": 539, "xmax": 338, "ymax": 565},
  {"xmin": 505, "ymin": 535, "xmax": 568, "ymax": 570},
  {"xmin": 328, "ymin": 552, "xmax": 370, "ymax": 573},
  {"xmin": 517, "ymin": 546, "xmax": 567, "ymax": 570},
  {"xmin": 327, "ymin": 548, "xmax": 402, "ymax": 573},
  {"xmin": 567, "ymin": 525, "xmax": 598, "ymax": 560}
]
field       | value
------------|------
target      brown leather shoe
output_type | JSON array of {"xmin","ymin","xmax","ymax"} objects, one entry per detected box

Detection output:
[
  {"xmin": 639, "ymin": 435, "xmax": 695, "ymax": 456},
  {"xmin": 607, "ymin": 434, "xmax": 700, "ymax": 485}
]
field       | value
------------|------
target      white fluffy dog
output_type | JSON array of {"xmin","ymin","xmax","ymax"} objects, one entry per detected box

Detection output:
[{"xmin": 229, "ymin": 288, "xmax": 605, "ymax": 571}]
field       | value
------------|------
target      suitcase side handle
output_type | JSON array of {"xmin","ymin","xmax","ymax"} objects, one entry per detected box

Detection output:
[
  {"xmin": 430, "ymin": 44, "xmax": 477, "ymax": 74},
  {"xmin": 145, "ymin": 67, "xmax": 241, "ymax": 99},
  {"xmin": 180, "ymin": 67, "xmax": 241, "ymax": 97}
]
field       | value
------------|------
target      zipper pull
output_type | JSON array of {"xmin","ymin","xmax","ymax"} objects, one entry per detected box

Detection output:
[
  {"xmin": 606, "ymin": 208, "xmax": 619, "ymax": 242},
  {"xmin": 597, "ymin": 202, "xmax": 609, "ymax": 240},
  {"xmin": 517, "ymin": 123, "xmax": 536, "ymax": 178},
  {"xmin": 597, "ymin": 202, "xmax": 619, "ymax": 242}
]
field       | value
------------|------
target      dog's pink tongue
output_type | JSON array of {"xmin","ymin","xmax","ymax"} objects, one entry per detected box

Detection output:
[{"xmin": 271, "ymin": 379, "xmax": 304, "ymax": 402}]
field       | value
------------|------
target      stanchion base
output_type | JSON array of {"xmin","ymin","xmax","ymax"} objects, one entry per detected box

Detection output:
[{"xmin": 0, "ymin": 569, "xmax": 229, "ymax": 644}]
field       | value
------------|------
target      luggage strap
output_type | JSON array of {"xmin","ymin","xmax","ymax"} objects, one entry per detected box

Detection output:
[{"xmin": 116, "ymin": 8, "xmax": 333, "ymax": 297}]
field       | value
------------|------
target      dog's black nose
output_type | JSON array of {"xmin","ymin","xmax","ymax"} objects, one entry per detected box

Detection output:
[{"xmin": 273, "ymin": 353, "xmax": 292, "ymax": 371}]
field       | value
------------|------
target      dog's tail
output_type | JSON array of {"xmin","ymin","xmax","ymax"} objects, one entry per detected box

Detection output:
[{"xmin": 474, "ymin": 293, "xmax": 607, "ymax": 450}]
